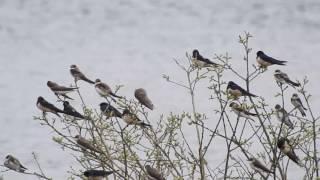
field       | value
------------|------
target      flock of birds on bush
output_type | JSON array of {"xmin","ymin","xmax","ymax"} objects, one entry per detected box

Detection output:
[{"xmin": 3, "ymin": 50, "xmax": 308, "ymax": 179}]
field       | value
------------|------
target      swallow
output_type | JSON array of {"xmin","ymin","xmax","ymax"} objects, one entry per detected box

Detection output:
[
  {"xmin": 291, "ymin": 93, "xmax": 307, "ymax": 117},
  {"xmin": 84, "ymin": 169, "xmax": 114, "ymax": 180},
  {"xmin": 191, "ymin": 49, "xmax": 220, "ymax": 68},
  {"xmin": 37, "ymin": 96, "xmax": 65, "ymax": 117},
  {"xmin": 70, "ymin": 65, "xmax": 95, "ymax": 84},
  {"xmin": 248, "ymin": 157, "xmax": 273, "ymax": 174},
  {"xmin": 274, "ymin": 104, "xmax": 294, "ymax": 129},
  {"xmin": 229, "ymin": 102, "xmax": 257, "ymax": 121},
  {"xmin": 63, "ymin": 101, "xmax": 85, "ymax": 119},
  {"xmin": 135, "ymin": 88, "xmax": 154, "ymax": 110},
  {"xmin": 227, "ymin": 81, "xmax": 257, "ymax": 99},
  {"xmin": 47, "ymin": 81, "xmax": 77, "ymax": 100},
  {"xmin": 145, "ymin": 165, "xmax": 165, "ymax": 180},
  {"xmin": 277, "ymin": 137, "xmax": 303, "ymax": 167},
  {"xmin": 274, "ymin": 70, "xmax": 300, "ymax": 87},
  {"xmin": 100, "ymin": 102, "xmax": 122, "ymax": 118},
  {"xmin": 75, "ymin": 135, "xmax": 101, "ymax": 153},
  {"xmin": 256, "ymin": 51, "xmax": 287, "ymax": 68},
  {"xmin": 94, "ymin": 79, "xmax": 121, "ymax": 98},
  {"xmin": 122, "ymin": 109, "xmax": 151, "ymax": 127},
  {"xmin": 4, "ymin": 155, "xmax": 27, "ymax": 172}
]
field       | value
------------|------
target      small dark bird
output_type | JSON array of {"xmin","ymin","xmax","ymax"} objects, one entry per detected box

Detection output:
[
  {"xmin": 277, "ymin": 137, "xmax": 303, "ymax": 167},
  {"xmin": 274, "ymin": 69, "xmax": 300, "ymax": 87},
  {"xmin": 256, "ymin": 51, "xmax": 287, "ymax": 68},
  {"xmin": 95, "ymin": 79, "xmax": 121, "ymax": 98},
  {"xmin": 63, "ymin": 101, "xmax": 85, "ymax": 119},
  {"xmin": 227, "ymin": 81, "xmax": 257, "ymax": 99},
  {"xmin": 100, "ymin": 102, "xmax": 122, "ymax": 118},
  {"xmin": 135, "ymin": 88, "xmax": 154, "ymax": 110},
  {"xmin": 4, "ymin": 155, "xmax": 27, "ymax": 172},
  {"xmin": 122, "ymin": 109, "xmax": 151, "ymax": 127},
  {"xmin": 145, "ymin": 165, "xmax": 165, "ymax": 180},
  {"xmin": 70, "ymin": 65, "xmax": 95, "ymax": 84},
  {"xmin": 229, "ymin": 102, "xmax": 257, "ymax": 121},
  {"xmin": 37, "ymin": 96, "xmax": 65, "ymax": 117},
  {"xmin": 248, "ymin": 157, "xmax": 273, "ymax": 174},
  {"xmin": 191, "ymin": 49, "xmax": 219, "ymax": 68},
  {"xmin": 275, "ymin": 104, "xmax": 294, "ymax": 129},
  {"xmin": 291, "ymin": 93, "xmax": 307, "ymax": 117},
  {"xmin": 47, "ymin": 81, "xmax": 77, "ymax": 100},
  {"xmin": 75, "ymin": 135, "xmax": 101, "ymax": 153},
  {"xmin": 84, "ymin": 169, "xmax": 114, "ymax": 180}
]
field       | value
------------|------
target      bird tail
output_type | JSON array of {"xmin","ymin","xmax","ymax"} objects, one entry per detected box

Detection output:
[
  {"xmin": 110, "ymin": 92, "xmax": 122, "ymax": 98},
  {"xmin": 286, "ymin": 79, "xmax": 300, "ymax": 87},
  {"xmin": 245, "ymin": 91, "xmax": 258, "ymax": 97},
  {"xmin": 298, "ymin": 107, "xmax": 306, "ymax": 117},
  {"xmin": 54, "ymin": 112, "xmax": 61, "ymax": 117},
  {"xmin": 83, "ymin": 77, "xmax": 95, "ymax": 84},
  {"xmin": 140, "ymin": 122, "xmax": 152, "ymax": 128},
  {"xmin": 287, "ymin": 152, "xmax": 303, "ymax": 167},
  {"xmin": 61, "ymin": 94, "xmax": 74, "ymax": 100},
  {"xmin": 277, "ymin": 60, "xmax": 287, "ymax": 65}
]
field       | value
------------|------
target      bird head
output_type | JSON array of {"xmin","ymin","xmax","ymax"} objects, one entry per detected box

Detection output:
[
  {"xmin": 95, "ymin": 79, "xmax": 101, "ymax": 83},
  {"xmin": 227, "ymin": 81, "xmax": 235, "ymax": 89},
  {"xmin": 277, "ymin": 137, "xmax": 289, "ymax": 149},
  {"xmin": 229, "ymin": 102, "xmax": 238, "ymax": 108},
  {"xmin": 292, "ymin": 93, "xmax": 298, "ymax": 98},
  {"xmin": 47, "ymin": 81, "xmax": 55, "ymax": 87},
  {"xmin": 247, "ymin": 157, "xmax": 255, "ymax": 162},
  {"xmin": 192, "ymin": 49, "xmax": 199, "ymax": 58},
  {"xmin": 37, "ymin": 96, "xmax": 44, "ymax": 102},
  {"xmin": 5, "ymin": 155, "xmax": 13, "ymax": 160},
  {"xmin": 63, "ymin": 101, "xmax": 70, "ymax": 106},
  {"xmin": 122, "ymin": 109, "xmax": 130, "ymax": 115},
  {"xmin": 274, "ymin": 69, "xmax": 281, "ymax": 75},
  {"xmin": 256, "ymin": 51, "xmax": 264, "ymax": 56},
  {"xmin": 70, "ymin": 65, "xmax": 77, "ymax": 69},
  {"xmin": 274, "ymin": 104, "xmax": 281, "ymax": 110}
]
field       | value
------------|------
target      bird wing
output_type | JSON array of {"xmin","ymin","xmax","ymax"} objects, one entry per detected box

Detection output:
[
  {"xmin": 42, "ymin": 100, "xmax": 63, "ymax": 113},
  {"xmin": 51, "ymin": 85, "xmax": 77, "ymax": 92},
  {"xmin": 135, "ymin": 90, "xmax": 154, "ymax": 110},
  {"xmin": 253, "ymin": 160, "xmax": 272, "ymax": 173},
  {"xmin": 146, "ymin": 167, "xmax": 165, "ymax": 180},
  {"xmin": 261, "ymin": 53, "xmax": 286, "ymax": 64}
]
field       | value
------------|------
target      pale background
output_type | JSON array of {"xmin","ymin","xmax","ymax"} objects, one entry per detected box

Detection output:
[{"xmin": 0, "ymin": 0, "xmax": 319, "ymax": 179}]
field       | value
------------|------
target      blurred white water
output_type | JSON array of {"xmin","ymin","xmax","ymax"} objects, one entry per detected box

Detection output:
[{"xmin": 0, "ymin": 0, "xmax": 319, "ymax": 179}]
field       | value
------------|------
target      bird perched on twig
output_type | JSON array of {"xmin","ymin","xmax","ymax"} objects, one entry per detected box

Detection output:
[
  {"xmin": 135, "ymin": 88, "xmax": 154, "ymax": 110},
  {"xmin": 83, "ymin": 169, "xmax": 114, "ymax": 180},
  {"xmin": 145, "ymin": 165, "xmax": 165, "ymax": 180},
  {"xmin": 70, "ymin": 65, "xmax": 95, "ymax": 84},
  {"xmin": 63, "ymin": 101, "xmax": 85, "ymax": 119},
  {"xmin": 47, "ymin": 81, "xmax": 77, "ymax": 100},
  {"xmin": 191, "ymin": 49, "xmax": 220, "ymax": 68},
  {"xmin": 100, "ymin": 102, "xmax": 122, "ymax": 118},
  {"xmin": 75, "ymin": 135, "xmax": 101, "ymax": 153},
  {"xmin": 248, "ymin": 157, "xmax": 273, "ymax": 174},
  {"xmin": 256, "ymin": 51, "xmax": 287, "ymax": 69},
  {"xmin": 274, "ymin": 69, "xmax": 300, "ymax": 87},
  {"xmin": 36, "ymin": 96, "xmax": 65, "ymax": 117},
  {"xmin": 229, "ymin": 102, "xmax": 257, "ymax": 121},
  {"xmin": 122, "ymin": 109, "xmax": 151, "ymax": 127},
  {"xmin": 227, "ymin": 81, "xmax": 257, "ymax": 99},
  {"xmin": 277, "ymin": 137, "xmax": 303, "ymax": 167},
  {"xmin": 94, "ymin": 79, "xmax": 121, "ymax": 99},
  {"xmin": 291, "ymin": 93, "xmax": 307, "ymax": 117},
  {"xmin": 274, "ymin": 104, "xmax": 294, "ymax": 129},
  {"xmin": 4, "ymin": 155, "xmax": 27, "ymax": 172}
]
